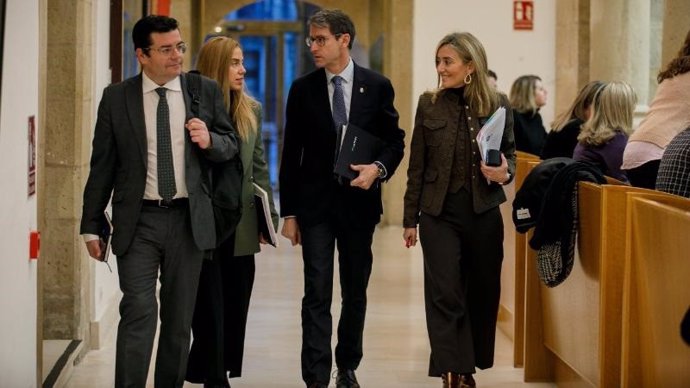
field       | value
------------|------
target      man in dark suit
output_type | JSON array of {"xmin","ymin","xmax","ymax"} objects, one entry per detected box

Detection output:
[
  {"xmin": 80, "ymin": 15, "xmax": 238, "ymax": 388},
  {"xmin": 279, "ymin": 9, "xmax": 405, "ymax": 388}
]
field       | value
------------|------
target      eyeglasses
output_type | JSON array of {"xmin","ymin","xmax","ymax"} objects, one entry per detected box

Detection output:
[
  {"xmin": 305, "ymin": 34, "xmax": 342, "ymax": 48},
  {"xmin": 144, "ymin": 42, "xmax": 187, "ymax": 56}
]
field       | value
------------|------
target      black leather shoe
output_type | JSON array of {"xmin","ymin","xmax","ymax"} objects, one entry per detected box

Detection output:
[{"xmin": 335, "ymin": 369, "xmax": 360, "ymax": 388}]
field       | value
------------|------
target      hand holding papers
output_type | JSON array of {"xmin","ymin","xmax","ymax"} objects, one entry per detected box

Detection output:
[
  {"xmin": 476, "ymin": 106, "xmax": 506, "ymax": 167},
  {"xmin": 253, "ymin": 183, "xmax": 278, "ymax": 247}
]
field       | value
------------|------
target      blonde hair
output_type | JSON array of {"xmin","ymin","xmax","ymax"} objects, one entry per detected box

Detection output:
[
  {"xmin": 509, "ymin": 75, "xmax": 541, "ymax": 114},
  {"xmin": 432, "ymin": 32, "xmax": 499, "ymax": 116},
  {"xmin": 577, "ymin": 81, "xmax": 637, "ymax": 146},
  {"xmin": 550, "ymin": 80, "xmax": 606, "ymax": 132},
  {"xmin": 196, "ymin": 36, "xmax": 257, "ymax": 141}
]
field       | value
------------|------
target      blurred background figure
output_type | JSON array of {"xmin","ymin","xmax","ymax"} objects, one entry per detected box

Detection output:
[
  {"xmin": 574, "ymin": 81, "xmax": 637, "ymax": 183},
  {"xmin": 622, "ymin": 28, "xmax": 690, "ymax": 189},
  {"xmin": 510, "ymin": 74, "xmax": 547, "ymax": 156},
  {"xmin": 187, "ymin": 36, "xmax": 279, "ymax": 388},
  {"xmin": 656, "ymin": 127, "xmax": 690, "ymax": 198},
  {"xmin": 541, "ymin": 80, "xmax": 606, "ymax": 159},
  {"xmin": 487, "ymin": 69, "xmax": 498, "ymax": 90}
]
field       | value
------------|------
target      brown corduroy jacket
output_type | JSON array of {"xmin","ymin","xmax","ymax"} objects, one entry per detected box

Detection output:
[{"xmin": 403, "ymin": 90, "xmax": 516, "ymax": 228}]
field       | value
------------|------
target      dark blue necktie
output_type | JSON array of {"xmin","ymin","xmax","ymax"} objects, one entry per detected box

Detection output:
[
  {"xmin": 155, "ymin": 87, "xmax": 176, "ymax": 201},
  {"xmin": 332, "ymin": 75, "xmax": 347, "ymax": 158}
]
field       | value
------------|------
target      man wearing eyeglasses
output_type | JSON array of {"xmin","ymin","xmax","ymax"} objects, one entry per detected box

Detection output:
[
  {"xmin": 279, "ymin": 9, "xmax": 405, "ymax": 388},
  {"xmin": 80, "ymin": 15, "xmax": 238, "ymax": 388}
]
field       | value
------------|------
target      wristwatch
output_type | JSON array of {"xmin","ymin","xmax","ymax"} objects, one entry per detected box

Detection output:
[
  {"xmin": 374, "ymin": 161, "xmax": 386, "ymax": 179},
  {"xmin": 498, "ymin": 172, "xmax": 511, "ymax": 185}
]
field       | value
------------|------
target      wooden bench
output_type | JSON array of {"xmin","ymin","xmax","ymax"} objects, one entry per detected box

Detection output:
[
  {"xmin": 499, "ymin": 151, "xmax": 540, "ymax": 367},
  {"xmin": 621, "ymin": 195, "xmax": 690, "ymax": 387}
]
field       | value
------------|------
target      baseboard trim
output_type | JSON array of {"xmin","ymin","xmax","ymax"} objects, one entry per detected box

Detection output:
[{"xmin": 42, "ymin": 340, "xmax": 82, "ymax": 388}]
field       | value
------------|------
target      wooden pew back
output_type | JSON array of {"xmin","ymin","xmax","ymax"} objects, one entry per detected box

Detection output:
[{"xmin": 621, "ymin": 196, "xmax": 690, "ymax": 387}]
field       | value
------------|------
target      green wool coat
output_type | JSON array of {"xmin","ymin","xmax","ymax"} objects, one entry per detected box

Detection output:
[{"xmin": 233, "ymin": 106, "xmax": 279, "ymax": 256}]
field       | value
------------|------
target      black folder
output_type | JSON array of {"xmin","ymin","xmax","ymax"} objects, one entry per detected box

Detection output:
[
  {"xmin": 333, "ymin": 124, "xmax": 384, "ymax": 180},
  {"xmin": 98, "ymin": 211, "xmax": 113, "ymax": 264}
]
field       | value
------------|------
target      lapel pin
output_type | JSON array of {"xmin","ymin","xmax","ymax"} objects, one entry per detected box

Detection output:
[{"xmin": 359, "ymin": 87, "xmax": 364, "ymax": 93}]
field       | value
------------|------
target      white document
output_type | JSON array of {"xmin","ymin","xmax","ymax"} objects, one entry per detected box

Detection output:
[
  {"xmin": 253, "ymin": 182, "xmax": 278, "ymax": 247},
  {"xmin": 476, "ymin": 106, "xmax": 506, "ymax": 162}
]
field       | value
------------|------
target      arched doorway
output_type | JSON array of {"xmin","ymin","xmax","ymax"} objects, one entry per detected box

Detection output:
[{"xmin": 198, "ymin": 1, "xmax": 380, "ymax": 189}]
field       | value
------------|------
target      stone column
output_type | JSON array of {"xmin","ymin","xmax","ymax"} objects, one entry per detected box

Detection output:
[
  {"xmin": 380, "ymin": 0, "xmax": 412, "ymax": 226},
  {"xmin": 589, "ymin": 0, "xmax": 651, "ymax": 106},
  {"xmin": 41, "ymin": 0, "xmax": 94, "ymax": 347},
  {"xmin": 661, "ymin": 0, "xmax": 690, "ymax": 70},
  {"xmin": 555, "ymin": 0, "xmax": 590, "ymax": 124}
]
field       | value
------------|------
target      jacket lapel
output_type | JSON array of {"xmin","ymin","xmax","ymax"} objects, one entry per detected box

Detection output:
[
  {"xmin": 312, "ymin": 69, "xmax": 333, "ymax": 128},
  {"xmin": 125, "ymin": 74, "xmax": 147, "ymax": 165},
  {"xmin": 349, "ymin": 63, "xmax": 366, "ymax": 123}
]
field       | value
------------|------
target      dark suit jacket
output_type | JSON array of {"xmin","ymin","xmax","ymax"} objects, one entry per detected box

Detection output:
[
  {"xmin": 279, "ymin": 63, "xmax": 404, "ymax": 227},
  {"xmin": 80, "ymin": 72, "xmax": 238, "ymax": 255}
]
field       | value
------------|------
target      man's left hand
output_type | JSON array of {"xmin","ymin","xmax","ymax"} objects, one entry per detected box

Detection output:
[
  {"xmin": 350, "ymin": 163, "xmax": 379, "ymax": 190},
  {"xmin": 186, "ymin": 118, "xmax": 211, "ymax": 149}
]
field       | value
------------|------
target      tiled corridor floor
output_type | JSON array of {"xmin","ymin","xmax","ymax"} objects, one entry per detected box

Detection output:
[{"xmin": 65, "ymin": 226, "xmax": 555, "ymax": 388}]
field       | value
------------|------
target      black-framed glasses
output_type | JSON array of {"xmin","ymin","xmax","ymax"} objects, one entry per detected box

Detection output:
[
  {"xmin": 144, "ymin": 42, "xmax": 187, "ymax": 56},
  {"xmin": 305, "ymin": 34, "xmax": 342, "ymax": 48}
]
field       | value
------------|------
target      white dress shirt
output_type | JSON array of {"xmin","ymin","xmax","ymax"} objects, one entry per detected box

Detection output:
[{"xmin": 142, "ymin": 72, "xmax": 188, "ymax": 200}]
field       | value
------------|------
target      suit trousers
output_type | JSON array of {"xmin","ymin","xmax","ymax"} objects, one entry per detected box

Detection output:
[
  {"xmin": 115, "ymin": 205, "xmax": 204, "ymax": 388},
  {"xmin": 418, "ymin": 188, "xmax": 503, "ymax": 376},
  {"xmin": 187, "ymin": 235, "xmax": 256, "ymax": 385},
  {"xmin": 300, "ymin": 217, "xmax": 375, "ymax": 385}
]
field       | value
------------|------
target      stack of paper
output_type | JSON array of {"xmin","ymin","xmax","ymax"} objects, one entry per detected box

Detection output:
[
  {"xmin": 253, "ymin": 183, "xmax": 278, "ymax": 247},
  {"xmin": 476, "ymin": 106, "xmax": 506, "ymax": 162}
]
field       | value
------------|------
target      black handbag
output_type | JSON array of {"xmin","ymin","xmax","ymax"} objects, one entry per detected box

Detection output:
[{"xmin": 186, "ymin": 71, "xmax": 243, "ymax": 246}]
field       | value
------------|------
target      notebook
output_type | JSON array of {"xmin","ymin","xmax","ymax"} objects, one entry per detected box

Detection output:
[{"xmin": 333, "ymin": 124, "xmax": 384, "ymax": 180}]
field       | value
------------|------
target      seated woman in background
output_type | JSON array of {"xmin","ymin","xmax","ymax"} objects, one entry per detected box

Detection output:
[
  {"xmin": 541, "ymin": 80, "xmax": 605, "ymax": 159},
  {"xmin": 622, "ymin": 28, "xmax": 690, "ymax": 189},
  {"xmin": 574, "ymin": 81, "xmax": 637, "ymax": 183},
  {"xmin": 509, "ymin": 74, "xmax": 548, "ymax": 156},
  {"xmin": 656, "ymin": 127, "xmax": 690, "ymax": 198}
]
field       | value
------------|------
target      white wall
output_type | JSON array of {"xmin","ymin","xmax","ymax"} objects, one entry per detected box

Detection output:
[
  {"xmin": 0, "ymin": 0, "xmax": 40, "ymax": 386},
  {"xmin": 412, "ymin": 0, "xmax": 556, "ymax": 126}
]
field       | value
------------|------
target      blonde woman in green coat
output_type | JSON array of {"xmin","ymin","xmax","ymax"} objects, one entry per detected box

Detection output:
[{"xmin": 187, "ymin": 36, "xmax": 279, "ymax": 388}]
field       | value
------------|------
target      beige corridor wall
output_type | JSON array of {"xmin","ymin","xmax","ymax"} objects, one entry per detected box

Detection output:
[{"xmin": 412, "ymin": 0, "xmax": 557, "ymax": 127}]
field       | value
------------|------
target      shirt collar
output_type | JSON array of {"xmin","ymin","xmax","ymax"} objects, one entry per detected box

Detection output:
[
  {"xmin": 142, "ymin": 72, "xmax": 182, "ymax": 93},
  {"xmin": 326, "ymin": 57, "xmax": 354, "ymax": 85}
]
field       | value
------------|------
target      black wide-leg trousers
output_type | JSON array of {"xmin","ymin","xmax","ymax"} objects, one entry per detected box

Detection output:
[{"xmin": 419, "ymin": 189, "xmax": 503, "ymax": 376}]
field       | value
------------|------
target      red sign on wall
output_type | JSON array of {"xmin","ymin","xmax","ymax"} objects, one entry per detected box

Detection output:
[{"xmin": 514, "ymin": 1, "xmax": 534, "ymax": 30}]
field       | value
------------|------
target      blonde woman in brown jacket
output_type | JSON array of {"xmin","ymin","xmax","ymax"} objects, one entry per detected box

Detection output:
[{"xmin": 403, "ymin": 32, "xmax": 515, "ymax": 388}]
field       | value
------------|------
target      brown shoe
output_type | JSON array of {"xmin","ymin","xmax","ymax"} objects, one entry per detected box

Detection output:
[
  {"xmin": 459, "ymin": 373, "xmax": 476, "ymax": 388},
  {"xmin": 441, "ymin": 372, "xmax": 461, "ymax": 388}
]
